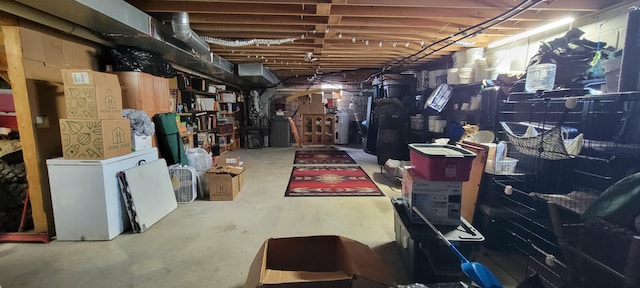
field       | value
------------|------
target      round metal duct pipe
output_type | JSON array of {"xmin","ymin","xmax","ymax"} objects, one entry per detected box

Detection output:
[{"xmin": 171, "ymin": 12, "xmax": 210, "ymax": 56}]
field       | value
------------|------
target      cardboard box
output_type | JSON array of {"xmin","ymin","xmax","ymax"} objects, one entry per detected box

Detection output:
[
  {"xmin": 206, "ymin": 156, "xmax": 245, "ymax": 201},
  {"xmin": 60, "ymin": 119, "xmax": 131, "ymax": 160},
  {"xmin": 297, "ymin": 94, "xmax": 324, "ymax": 115},
  {"xmin": 61, "ymin": 69, "xmax": 123, "ymax": 120},
  {"xmin": 131, "ymin": 134, "xmax": 153, "ymax": 151},
  {"xmin": 220, "ymin": 92, "xmax": 237, "ymax": 103},
  {"xmin": 402, "ymin": 168, "xmax": 462, "ymax": 226},
  {"xmin": 244, "ymin": 235, "xmax": 396, "ymax": 288}
]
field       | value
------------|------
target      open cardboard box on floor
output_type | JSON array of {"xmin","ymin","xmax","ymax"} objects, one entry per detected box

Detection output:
[
  {"xmin": 244, "ymin": 235, "xmax": 396, "ymax": 288},
  {"xmin": 205, "ymin": 156, "xmax": 246, "ymax": 201}
]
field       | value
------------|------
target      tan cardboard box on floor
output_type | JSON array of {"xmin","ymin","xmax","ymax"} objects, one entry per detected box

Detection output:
[
  {"xmin": 60, "ymin": 119, "xmax": 131, "ymax": 160},
  {"xmin": 61, "ymin": 69, "xmax": 123, "ymax": 119},
  {"xmin": 206, "ymin": 156, "xmax": 246, "ymax": 201},
  {"xmin": 243, "ymin": 235, "xmax": 396, "ymax": 288}
]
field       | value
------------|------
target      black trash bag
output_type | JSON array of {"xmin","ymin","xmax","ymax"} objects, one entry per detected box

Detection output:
[
  {"xmin": 109, "ymin": 47, "xmax": 175, "ymax": 78},
  {"xmin": 526, "ymin": 28, "xmax": 607, "ymax": 89}
]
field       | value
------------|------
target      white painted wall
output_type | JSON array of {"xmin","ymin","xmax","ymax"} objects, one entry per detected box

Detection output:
[{"xmin": 484, "ymin": 3, "xmax": 633, "ymax": 73}]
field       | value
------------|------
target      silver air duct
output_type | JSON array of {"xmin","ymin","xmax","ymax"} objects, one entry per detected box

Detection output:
[{"xmin": 171, "ymin": 12, "xmax": 210, "ymax": 57}]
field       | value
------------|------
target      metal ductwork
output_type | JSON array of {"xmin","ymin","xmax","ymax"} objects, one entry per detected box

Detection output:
[
  {"xmin": 171, "ymin": 12, "xmax": 210, "ymax": 58},
  {"xmin": 238, "ymin": 63, "xmax": 280, "ymax": 86},
  {"xmin": 9, "ymin": 0, "xmax": 253, "ymax": 86}
]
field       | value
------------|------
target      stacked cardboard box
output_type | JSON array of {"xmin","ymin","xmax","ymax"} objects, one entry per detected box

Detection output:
[
  {"xmin": 402, "ymin": 168, "xmax": 462, "ymax": 226},
  {"xmin": 59, "ymin": 69, "xmax": 131, "ymax": 160}
]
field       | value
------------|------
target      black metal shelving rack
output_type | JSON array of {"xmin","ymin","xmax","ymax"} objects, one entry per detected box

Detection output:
[{"xmin": 475, "ymin": 92, "xmax": 640, "ymax": 287}]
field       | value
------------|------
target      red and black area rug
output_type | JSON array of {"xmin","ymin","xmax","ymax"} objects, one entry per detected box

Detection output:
[
  {"xmin": 293, "ymin": 150, "xmax": 357, "ymax": 165},
  {"xmin": 285, "ymin": 166, "xmax": 384, "ymax": 197}
]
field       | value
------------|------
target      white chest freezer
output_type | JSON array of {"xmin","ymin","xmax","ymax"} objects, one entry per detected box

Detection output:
[{"xmin": 46, "ymin": 148, "xmax": 159, "ymax": 241}]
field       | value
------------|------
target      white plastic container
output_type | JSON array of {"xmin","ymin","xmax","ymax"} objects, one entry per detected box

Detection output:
[
  {"xmin": 452, "ymin": 51, "xmax": 466, "ymax": 68},
  {"xmin": 429, "ymin": 119, "xmax": 447, "ymax": 133},
  {"xmin": 473, "ymin": 59, "xmax": 489, "ymax": 82},
  {"xmin": 427, "ymin": 116, "xmax": 441, "ymax": 132},
  {"xmin": 410, "ymin": 115, "xmax": 424, "ymax": 130},
  {"xmin": 458, "ymin": 68, "xmax": 473, "ymax": 84},
  {"xmin": 429, "ymin": 69, "xmax": 448, "ymax": 88},
  {"xmin": 525, "ymin": 63, "xmax": 557, "ymax": 92},
  {"xmin": 465, "ymin": 47, "xmax": 485, "ymax": 65},
  {"xmin": 447, "ymin": 68, "xmax": 460, "ymax": 85},
  {"xmin": 601, "ymin": 57, "xmax": 622, "ymax": 93},
  {"xmin": 495, "ymin": 157, "xmax": 519, "ymax": 175},
  {"xmin": 486, "ymin": 50, "xmax": 510, "ymax": 71}
]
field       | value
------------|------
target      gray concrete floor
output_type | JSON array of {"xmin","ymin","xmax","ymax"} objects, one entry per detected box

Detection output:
[{"xmin": 0, "ymin": 146, "xmax": 516, "ymax": 288}]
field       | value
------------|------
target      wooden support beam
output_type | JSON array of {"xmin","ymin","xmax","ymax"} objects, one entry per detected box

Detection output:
[{"xmin": 1, "ymin": 25, "xmax": 51, "ymax": 234}]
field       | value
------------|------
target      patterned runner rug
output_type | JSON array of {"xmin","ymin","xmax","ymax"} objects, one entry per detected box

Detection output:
[
  {"xmin": 285, "ymin": 166, "xmax": 384, "ymax": 197},
  {"xmin": 293, "ymin": 150, "xmax": 357, "ymax": 165}
]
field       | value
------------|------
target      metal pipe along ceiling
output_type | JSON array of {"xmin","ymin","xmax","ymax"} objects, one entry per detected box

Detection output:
[
  {"xmin": 0, "ymin": 0, "xmax": 113, "ymax": 47},
  {"xmin": 171, "ymin": 12, "xmax": 210, "ymax": 56}
]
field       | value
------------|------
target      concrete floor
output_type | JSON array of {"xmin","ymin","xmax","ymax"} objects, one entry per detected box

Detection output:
[{"xmin": 0, "ymin": 146, "xmax": 517, "ymax": 288}]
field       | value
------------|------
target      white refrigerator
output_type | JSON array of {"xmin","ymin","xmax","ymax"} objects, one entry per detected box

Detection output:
[{"xmin": 46, "ymin": 148, "xmax": 159, "ymax": 241}]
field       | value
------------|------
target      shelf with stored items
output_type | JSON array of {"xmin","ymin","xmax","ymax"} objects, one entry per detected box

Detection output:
[
  {"xmin": 177, "ymin": 110, "xmax": 218, "ymax": 134},
  {"xmin": 417, "ymin": 82, "xmax": 484, "ymax": 144},
  {"xmin": 302, "ymin": 114, "xmax": 335, "ymax": 145},
  {"xmin": 474, "ymin": 91, "xmax": 640, "ymax": 287}
]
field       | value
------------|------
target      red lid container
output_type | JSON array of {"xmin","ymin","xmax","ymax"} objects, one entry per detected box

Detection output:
[{"xmin": 409, "ymin": 144, "xmax": 476, "ymax": 181}]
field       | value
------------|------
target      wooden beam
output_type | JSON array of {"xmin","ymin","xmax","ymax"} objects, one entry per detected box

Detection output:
[
  {"xmin": 285, "ymin": 88, "xmax": 323, "ymax": 102},
  {"xmin": 139, "ymin": 0, "xmax": 607, "ymax": 11},
  {"xmin": 184, "ymin": 14, "xmax": 328, "ymax": 25},
  {"xmin": 329, "ymin": 5, "xmax": 572, "ymax": 21},
  {"xmin": 0, "ymin": 12, "xmax": 18, "ymax": 26},
  {"xmin": 141, "ymin": 1, "xmax": 317, "ymax": 15},
  {"xmin": 1, "ymin": 25, "xmax": 50, "ymax": 234},
  {"xmin": 322, "ymin": 0, "xmax": 609, "ymax": 11}
]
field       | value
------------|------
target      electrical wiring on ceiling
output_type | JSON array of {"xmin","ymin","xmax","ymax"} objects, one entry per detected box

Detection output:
[{"xmin": 383, "ymin": 0, "xmax": 546, "ymax": 73}]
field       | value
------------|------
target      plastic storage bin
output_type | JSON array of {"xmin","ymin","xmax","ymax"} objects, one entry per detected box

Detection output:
[
  {"xmin": 458, "ymin": 68, "xmax": 473, "ymax": 84},
  {"xmin": 601, "ymin": 57, "xmax": 622, "ymax": 93},
  {"xmin": 525, "ymin": 63, "xmax": 557, "ymax": 92},
  {"xmin": 465, "ymin": 47, "xmax": 485, "ymax": 64},
  {"xmin": 408, "ymin": 144, "xmax": 476, "ymax": 181},
  {"xmin": 495, "ymin": 157, "xmax": 519, "ymax": 174}
]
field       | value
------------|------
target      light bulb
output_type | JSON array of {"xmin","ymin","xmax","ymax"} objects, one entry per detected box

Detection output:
[
  {"xmin": 352, "ymin": 37, "xmax": 356, "ymax": 43},
  {"xmin": 338, "ymin": 33, "xmax": 342, "ymax": 39},
  {"xmin": 365, "ymin": 40, "xmax": 369, "ymax": 45},
  {"xmin": 420, "ymin": 40, "xmax": 425, "ymax": 47},
  {"xmin": 393, "ymin": 41, "xmax": 397, "ymax": 48},
  {"xmin": 405, "ymin": 41, "xmax": 410, "ymax": 48},
  {"xmin": 379, "ymin": 41, "xmax": 383, "ymax": 47}
]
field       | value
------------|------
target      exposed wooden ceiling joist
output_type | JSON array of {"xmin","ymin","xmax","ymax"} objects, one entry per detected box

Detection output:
[{"xmin": 128, "ymin": 0, "xmax": 628, "ymax": 85}]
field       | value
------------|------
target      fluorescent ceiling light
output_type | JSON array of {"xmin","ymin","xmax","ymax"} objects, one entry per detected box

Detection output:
[
  {"xmin": 321, "ymin": 83, "xmax": 342, "ymax": 90},
  {"xmin": 488, "ymin": 17, "xmax": 574, "ymax": 48}
]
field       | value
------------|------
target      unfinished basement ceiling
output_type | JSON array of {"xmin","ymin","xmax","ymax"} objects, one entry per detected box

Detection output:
[{"xmin": 126, "ymin": 0, "xmax": 624, "ymax": 85}]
